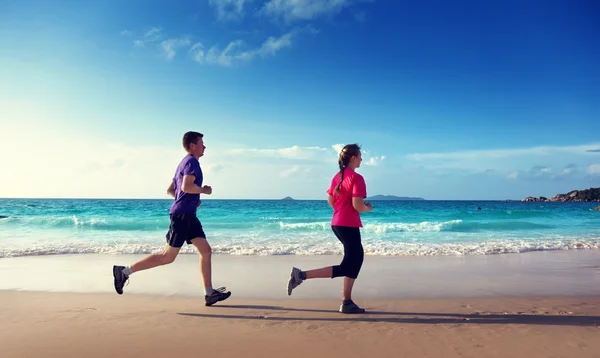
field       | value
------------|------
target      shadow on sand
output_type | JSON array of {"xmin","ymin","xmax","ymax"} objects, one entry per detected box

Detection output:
[{"xmin": 177, "ymin": 304, "xmax": 600, "ymax": 327}]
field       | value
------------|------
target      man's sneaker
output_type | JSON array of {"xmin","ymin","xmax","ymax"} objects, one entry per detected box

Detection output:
[
  {"xmin": 339, "ymin": 300, "xmax": 366, "ymax": 314},
  {"xmin": 287, "ymin": 267, "xmax": 304, "ymax": 296},
  {"xmin": 112, "ymin": 265, "xmax": 129, "ymax": 295},
  {"xmin": 205, "ymin": 287, "xmax": 231, "ymax": 306}
]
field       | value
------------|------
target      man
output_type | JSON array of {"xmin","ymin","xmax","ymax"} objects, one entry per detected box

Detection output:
[{"xmin": 112, "ymin": 131, "xmax": 231, "ymax": 306}]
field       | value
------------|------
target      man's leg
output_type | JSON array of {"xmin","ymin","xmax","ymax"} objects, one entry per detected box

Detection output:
[
  {"xmin": 112, "ymin": 245, "xmax": 180, "ymax": 295},
  {"xmin": 113, "ymin": 214, "xmax": 186, "ymax": 295},
  {"xmin": 190, "ymin": 237, "xmax": 212, "ymax": 290},
  {"xmin": 130, "ymin": 245, "xmax": 181, "ymax": 273},
  {"xmin": 190, "ymin": 237, "xmax": 231, "ymax": 306}
]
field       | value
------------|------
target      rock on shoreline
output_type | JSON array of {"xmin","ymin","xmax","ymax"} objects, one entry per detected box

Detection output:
[{"xmin": 521, "ymin": 187, "xmax": 600, "ymax": 202}]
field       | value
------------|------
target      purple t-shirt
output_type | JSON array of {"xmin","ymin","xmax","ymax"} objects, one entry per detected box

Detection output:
[{"xmin": 169, "ymin": 154, "xmax": 203, "ymax": 214}]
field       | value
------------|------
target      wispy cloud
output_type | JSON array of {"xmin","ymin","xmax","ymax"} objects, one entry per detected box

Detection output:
[
  {"xmin": 230, "ymin": 145, "xmax": 331, "ymax": 160},
  {"xmin": 126, "ymin": 26, "xmax": 305, "ymax": 66},
  {"xmin": 405, "ymin": 143, "xmax": 600, "ymax": 183},
  {"xmin": 280, "ymin": 165, "xmax": 312, "ymax": 178},
  {"xmin": 133, "ymin": 27, "xmax": 163, "ymax": 47},
  {"xmin": 587, "ymin": 148, "xmax": 600, "ymax": 153},
  {"xmin": 123, "ymin": 0, "xmax": 370, "ymax": 67},
  {"xmin": 204, "ymin": 163, "xmax": 225, "ymax": 174},
  {"xmin": 552, "ymin": 164, "xmax": 577, "ymax": 180},
  {"xmin": 209, "ymin": 0, "xmax": 248, "ymax": 21},
  {"xmin": 407, "ymin": 143, "xmax": 600, "ymax": 161},
  {"xmin": 506, "ymin": 171, "xmax": 519, "ymax": 180},
  {"xmin": 191, "ymin": 29, "xmax": 306, "ymax": 66},
  {"xmin": 160, "ymin": 37, "xmax": 191, "ymax": 60},
  {"xmin": 506, "ymin": 166, "xmax": 552, "ymax": 181},
  {"xmin": 506, "ymin": 164, "xmax": 581, "ymax": 182},
  {"xmin": 260, "ymin": 0, "xmax": 365, "ymax": 23},
  {"xmin": 588, "ymin": 164, "xmax": 600, "ymax": 175}
]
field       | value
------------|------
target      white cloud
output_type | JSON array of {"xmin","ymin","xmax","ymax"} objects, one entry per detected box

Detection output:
[
  {"xmin": 209, "ymin": 0, "xmax": 248, "ymax": 21},
  {"xmin": 120, "ymin": 29, "xmax": 133, "ymax": 36},
  {"xmin": 160, "ymin": 37, "xmax": 192, "ymax": 60},
  {"xmin": 331, "ymin": 143, "xmax": 384, "ymax": 166},
  {"xmin": 407, "ymin": 143, "xmax": 600, "ymax": 162},
  {"xmin": 506, "ymin": 171, "xmax": 518, "ymax": 180},
  {"xmin": 260, "ymin": 0, "xmax": 362, "ymax": 23},
  {"xmin": 193, "ymin": 30, "xmax": 301, "ymax": 66},
  {"xmin": 364, "ymin": 155, "xmax": 385, "ymax": 166},
  {"xmin": 588, "ymin": 164, "xmax": 600, "ymax": 175},
  {"xmin": 332, "ymin": 144, "xmax": 344, "ymax": 153},
  {"xmin": 230, "ymin": 145, "xmax": 332, "ymax": 160},
  {"xmin": 190, "ymin": 43, "xmax": 205, "ymax": 62}
]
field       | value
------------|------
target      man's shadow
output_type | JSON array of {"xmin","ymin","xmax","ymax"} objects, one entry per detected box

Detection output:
[{"xmin": 177, "ymin": 304, "xmax": 600, "ymax": 327}]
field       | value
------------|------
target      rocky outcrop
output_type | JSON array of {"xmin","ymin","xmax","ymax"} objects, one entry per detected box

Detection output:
[
  {"xmin": 522, "ymin": 196, "xmax": 548, "ymax": 202},
  {"xmin": 522, "ymin": 187, "xmax": 600, "ymax": 202},
  {"xmin": 550, "ymin": 188, "xmax": 600, "ymax": 202}
]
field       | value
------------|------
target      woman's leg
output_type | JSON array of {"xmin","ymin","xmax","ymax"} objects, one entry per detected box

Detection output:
[
  {"xmin": 331, "ymin": 226, "xmax": 365, "ymax": 313},
  {"xmin": 288, "ymin": 226, "xmax": 365, "ymax": 308}
]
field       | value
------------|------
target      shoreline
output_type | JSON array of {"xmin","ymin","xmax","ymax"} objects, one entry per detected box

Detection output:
[{"xmin": 2, "ymin": 249, "xmax": 599, "ymax": 299}]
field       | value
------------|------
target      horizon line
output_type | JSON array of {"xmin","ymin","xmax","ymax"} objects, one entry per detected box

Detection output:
[{"xmin": 0, "ymin": 197, "xmax": 545, "ymax": 202}]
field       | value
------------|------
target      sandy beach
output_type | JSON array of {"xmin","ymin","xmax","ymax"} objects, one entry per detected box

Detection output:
[
  {"xmin": 2, "ymin": 251, "xmax": 600, "ymax": 357},
  {"xmin": 2, "ymin": 291, "xmax": 599, "ymax": 358}
]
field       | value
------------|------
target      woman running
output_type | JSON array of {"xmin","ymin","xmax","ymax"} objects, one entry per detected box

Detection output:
[{"xmin": 287, "ymin": 143, "xmax": 373, "ymax": 314}]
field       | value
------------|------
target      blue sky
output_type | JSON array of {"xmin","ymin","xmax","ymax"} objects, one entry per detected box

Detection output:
[{"xmin": 1, "ymin": 0, "xmax": 599, "ymax": 200}]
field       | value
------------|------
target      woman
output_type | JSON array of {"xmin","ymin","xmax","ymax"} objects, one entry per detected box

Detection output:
[{"xmin": 287, "ymin": 144, "xmax": 373, "ymax": 314}]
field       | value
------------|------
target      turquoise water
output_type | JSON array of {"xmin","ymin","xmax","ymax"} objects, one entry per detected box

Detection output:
[{"xmin": 0, "ymin": 198, "xmax": 599, "ymax": 257}]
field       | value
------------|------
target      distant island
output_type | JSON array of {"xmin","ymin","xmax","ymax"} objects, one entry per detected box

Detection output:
[
  {"xmin": 281, "ymin": 196, "xmax": 295, "ymax": 201},
  {"xmin": 521, "ymin": 187, "xmax": 600, "ymax": 202},
  {"xmin": 366, "ymin": 194, "xmax": 425, "ymax": 201}
]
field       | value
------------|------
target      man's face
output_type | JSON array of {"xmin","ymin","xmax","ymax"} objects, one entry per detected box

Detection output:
[{"xmin": 191, "ymin": 137, "xmax": 206, "ymax": 158}]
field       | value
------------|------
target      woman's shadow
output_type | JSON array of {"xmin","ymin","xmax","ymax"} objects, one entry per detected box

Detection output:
[{"xmin": 177, "ymin": 304, "xmax": 600, "ymax": 327}]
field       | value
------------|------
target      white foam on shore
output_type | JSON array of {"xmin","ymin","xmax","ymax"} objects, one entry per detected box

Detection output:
[
  {"xmin": 278, "ymin": 220, "xmax": 463, "ymax": 233},
  {"xmin": 1, "ymin": 237, "xmax": 599, "ymax": 258}
]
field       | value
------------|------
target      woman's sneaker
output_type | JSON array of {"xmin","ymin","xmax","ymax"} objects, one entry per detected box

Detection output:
[
  {"xmin": 339, "ymin": 300, "xmax": 366, "ymax": 314},
  {"xmin": 287, "ymin": 267, "xmax": 304, "ymax": 295}
]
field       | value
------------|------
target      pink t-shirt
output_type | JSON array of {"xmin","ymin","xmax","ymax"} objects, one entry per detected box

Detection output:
[{"xmin": 326, "ymin": 168, "xmax": 367, "ymax": 227}]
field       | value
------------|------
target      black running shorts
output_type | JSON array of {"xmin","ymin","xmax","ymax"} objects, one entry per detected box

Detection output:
[{"xmin": 165, "ymin": 213, "xmax": 206, "ymax": 248}]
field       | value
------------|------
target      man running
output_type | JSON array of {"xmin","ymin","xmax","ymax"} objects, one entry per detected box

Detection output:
[{"xmin": 112, "ymin": 131, "xmax": 231, "ymax": 306}]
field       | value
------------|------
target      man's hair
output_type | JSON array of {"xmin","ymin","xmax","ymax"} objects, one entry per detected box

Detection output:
[{"xmin": 182, "ymin": 131, "xmax": 204, "ymax": 150}]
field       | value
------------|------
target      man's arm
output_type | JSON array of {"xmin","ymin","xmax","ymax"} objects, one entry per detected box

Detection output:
[
  {"xmin": 167, "ymin": 180, "xmax": 176, "ymax": 198},
  {"xmin": 181, "ymin": 175, "xmax": 211, "ymax": 194}
]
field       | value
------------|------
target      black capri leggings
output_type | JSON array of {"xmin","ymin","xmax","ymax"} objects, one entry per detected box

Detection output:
[{"xmin": 331, "ymin": 225, "xmax": 364, "ymax": 279}]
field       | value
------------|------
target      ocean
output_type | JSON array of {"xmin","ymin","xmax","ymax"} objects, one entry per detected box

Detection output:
[{"xmin": 0, "ymin": 198, "xmax": 599, "ymax": 258}]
